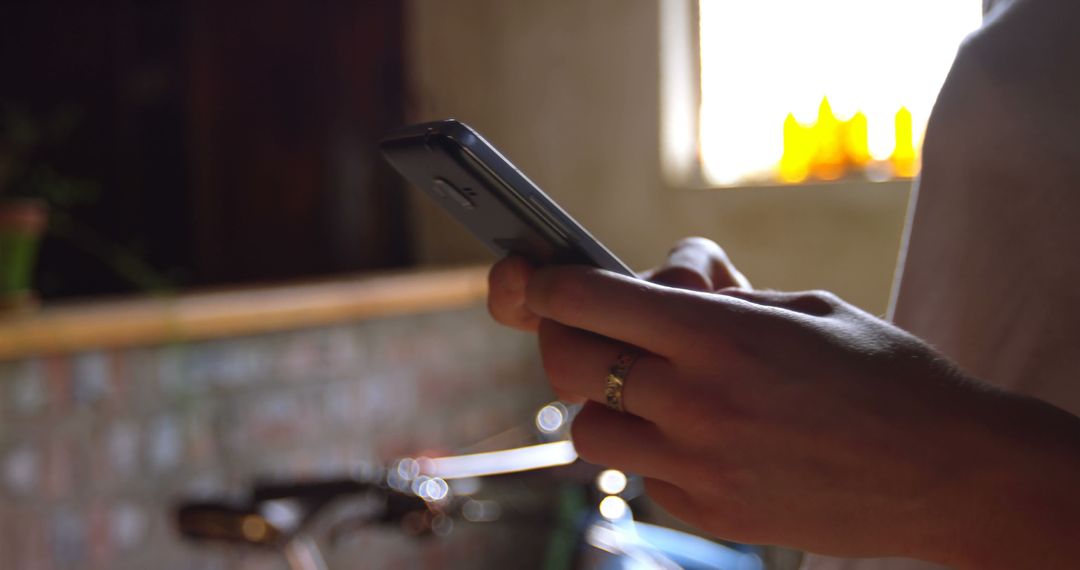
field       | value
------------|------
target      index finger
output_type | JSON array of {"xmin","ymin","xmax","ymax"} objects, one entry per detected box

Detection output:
[{"xmin": 525, "ymin": 265, "xmax": 745, "ymax": 357}]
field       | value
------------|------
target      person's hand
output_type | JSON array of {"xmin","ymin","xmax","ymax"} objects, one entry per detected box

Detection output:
[
  {"xmin": 486, "ymin": 238, "xmax": 1080, "ymax": 569},
  {"xmin": 487, "ymin": 237, "xmax": 749, "ymax": 332},
  {"xmin": 487, "ymin": 237, "xmax": 748, "ymax": 402}
]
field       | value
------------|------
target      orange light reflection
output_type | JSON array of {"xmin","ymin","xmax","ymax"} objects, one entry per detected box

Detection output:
[{"xmin": 780, "ymin": 98, "xmax": 920, "ymax": 183}]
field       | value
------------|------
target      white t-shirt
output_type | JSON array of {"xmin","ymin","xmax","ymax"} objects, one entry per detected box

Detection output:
[{"xmin": 804, "ymin": 0, "xmax": 1080, "ymax": 568}]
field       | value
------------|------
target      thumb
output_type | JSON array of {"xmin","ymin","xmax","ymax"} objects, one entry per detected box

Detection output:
[{"xmin": 642, "ymin": 237, "xmax": 750, "ymax": 291}]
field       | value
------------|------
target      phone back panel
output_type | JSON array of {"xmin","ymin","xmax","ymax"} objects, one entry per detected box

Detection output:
[{"xmin": 380, "ymin": 120, "xmax": 633, "ymax": 277}]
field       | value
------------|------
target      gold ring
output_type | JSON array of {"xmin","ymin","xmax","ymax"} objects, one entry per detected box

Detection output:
[{"xmin": 605, "ymin": 348, "xmax": 641, "ymax": 413}]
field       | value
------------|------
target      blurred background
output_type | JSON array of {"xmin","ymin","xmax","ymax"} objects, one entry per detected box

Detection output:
[
  {"xmin": 0, "ymin": 0, "xmax": 983, "ymax": 310},
  {"xmin": 0, "ymin": 1, "xmax": 985, "ymax": 569},
  {"xmin": 1, "ymin": 1, "xmax": 411, "ymax": 301}
]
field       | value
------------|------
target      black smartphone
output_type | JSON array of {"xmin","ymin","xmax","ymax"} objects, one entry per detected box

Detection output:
[{"xmin": 380, "ymin": 120, "xmax": 634, "ymax": 277}]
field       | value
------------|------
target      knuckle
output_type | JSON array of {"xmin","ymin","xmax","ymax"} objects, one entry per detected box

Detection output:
[
  {"xmin": 807, "ymin": 289, "xmax": 840, "ymax": 304},
  {"xmin": 787, "ymin": 289, "xmax": 839, "ymax": 316}
]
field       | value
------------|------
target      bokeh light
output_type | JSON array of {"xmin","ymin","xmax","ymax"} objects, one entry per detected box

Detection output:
[
  {"xmin": 598, "ymin": 496, "xmax": 629, "ymax": 520},
  {"xmin": 462, "ymin": 499, "xmax": 502, "ymax": 522},
  {"xmin": 419, "ymin": 477, "xmax": 450, "ymax": 502},
  {"xmin": 535, "ymin": 402, "xmax": 568, "ymax": 433},
  {"xmin": 596, "ymin": 469, "xmax": 628, "ymax": 495},
  {"xmin": 240, "ymin": 515, "xmax": 269, "ymax": 542}
]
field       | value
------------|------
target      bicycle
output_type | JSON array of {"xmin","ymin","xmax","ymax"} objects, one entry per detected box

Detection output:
[{"xmin": 175, "ymin": 402, "xmax": 764, "ymax": 570}]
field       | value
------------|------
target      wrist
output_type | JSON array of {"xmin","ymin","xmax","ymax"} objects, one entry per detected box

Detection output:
[{"xmin": 931, "ymin": 392, "xmax": 1080, "ymax": 569}]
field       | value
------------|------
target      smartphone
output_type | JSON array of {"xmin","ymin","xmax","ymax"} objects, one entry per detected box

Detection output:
[{"xmin": 379, "ymin": 120, "xmax": 634, "ymax": 277}]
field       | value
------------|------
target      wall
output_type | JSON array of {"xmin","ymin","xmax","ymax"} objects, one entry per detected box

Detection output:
[
  {"xmin": 0, "ymin": 305, "xmax": 554, "ymax": 570},
  {"xmin": 405, "ymin": 0, "xmax": 911, "ymax": 314}
]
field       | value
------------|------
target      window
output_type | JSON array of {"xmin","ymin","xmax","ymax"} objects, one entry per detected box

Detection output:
[{"xmin": 663, "ymin": 0, "xmax": 983, "ymax": 187}]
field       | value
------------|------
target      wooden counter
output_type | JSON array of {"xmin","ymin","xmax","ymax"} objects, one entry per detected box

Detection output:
[{"xmin": 0, "ymin": 265, "xmax": 489, "ymax": 360}]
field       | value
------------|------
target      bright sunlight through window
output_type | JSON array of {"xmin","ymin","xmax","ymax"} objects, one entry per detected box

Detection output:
[{"xmin": 698, "ymin": 0, "xmax": 983, "ymax": 185}]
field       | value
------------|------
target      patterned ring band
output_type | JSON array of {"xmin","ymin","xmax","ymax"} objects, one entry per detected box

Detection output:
[{"xmin": 604, "ymin": 347, "xmax": 641, "ymax": 413}]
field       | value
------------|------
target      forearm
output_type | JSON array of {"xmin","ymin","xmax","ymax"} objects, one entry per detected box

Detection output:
[{"xmin": 939, "ymin": 393, "xmax": 1080, "ymax": 569}]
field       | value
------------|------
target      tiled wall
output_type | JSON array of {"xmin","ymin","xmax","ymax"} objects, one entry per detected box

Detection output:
[{"xmin": 0, "ymin": 303, "xmax": 555, "ymax": 569}]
